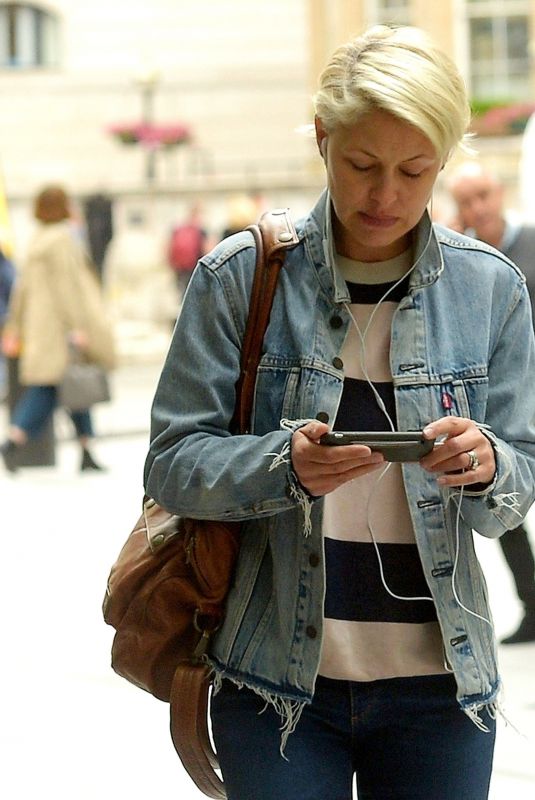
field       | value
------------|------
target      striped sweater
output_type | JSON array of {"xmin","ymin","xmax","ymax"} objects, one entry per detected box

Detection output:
[{"xmin": 319, "ymin": 249, "xmax": 447, "ymax": 682}]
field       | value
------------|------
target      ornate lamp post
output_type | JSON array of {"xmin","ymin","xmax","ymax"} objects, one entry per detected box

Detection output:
[
  {"xmin": 107, "ymin": 67, "xmax": 191, "ymax": 190},
  {"xmin": 135, "ymin": 68, "xmax": 160, "ymax": 186}
]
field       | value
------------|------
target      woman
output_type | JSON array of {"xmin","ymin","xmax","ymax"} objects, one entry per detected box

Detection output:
[
  {"xmin": 144, "ymin": 26, "xmax": 535, "ymax": 800},
  {"xmin": 1, "ymin": 185, "xmax": 115, "ymax": 473}
]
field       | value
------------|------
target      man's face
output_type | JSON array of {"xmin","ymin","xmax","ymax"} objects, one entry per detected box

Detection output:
[{"xmin": 451, "ymin": 174, "xmax": 504, "ymax": 239}]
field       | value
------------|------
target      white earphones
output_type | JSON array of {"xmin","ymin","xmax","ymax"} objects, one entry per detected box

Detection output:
[
  {"xmin": 320, "ymin": 137, "xmax": 328, "ymax": 161},
  {"xmin": 343, "ymin": 240, "xmax": 493, "ymax": 628}
]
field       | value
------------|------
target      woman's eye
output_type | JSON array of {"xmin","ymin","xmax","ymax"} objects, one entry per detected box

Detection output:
[
  {"xmin": 352, "ymin": 163, "xmax": 372, "ymax": 172},
  {"xmin": 402, "ymin": 170, "xmax": 423, "ymax": 179}
]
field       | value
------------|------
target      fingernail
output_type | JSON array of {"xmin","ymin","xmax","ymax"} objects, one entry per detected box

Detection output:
[{"xmin": 423, "ymin": 426, "xmax": 434, "ymax": 437}]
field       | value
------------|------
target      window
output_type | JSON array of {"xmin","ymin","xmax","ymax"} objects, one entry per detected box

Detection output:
[
  {"xmin": 466, "ymin": 1, "xmax": 531, "ymax": 100},
  {"xmin": 0, "ymin": 2, "xmax": 59, "ymax": 68},
  {"xmin": 372, "ymin": 0, "xmax": 411, "ymax": 26}
]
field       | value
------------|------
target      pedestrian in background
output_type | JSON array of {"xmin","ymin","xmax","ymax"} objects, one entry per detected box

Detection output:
[
  {"xmin": 144, "ymin": 26, "xmax": 535, "ymax": 800},
  {"xmin": 1, "ymin": 185, "xmax": 115, "ymax": 474},
  {"xmin": 167, "ymin": 202, "xmax": 208, "ymax": 299},
  {"xmin": 0, "ymin": 243, "xmax": 15, "ymax": 401},
  {"xmin": 520, "ymin": 112, "xmax": 535, "ymax": 223},
  {"xmin": 219, "ymin": 192, "xmax": 258, "ymax": 240},
  {"xmin": 83, "ymin": 192, "xmax": 114, "ymax": 282},
  {"xmin": 447, "ymin": 162, "xmax": 535, "ymax": 645}
]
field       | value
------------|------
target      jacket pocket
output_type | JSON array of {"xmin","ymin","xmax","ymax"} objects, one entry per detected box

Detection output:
[
  {"xmin": 436, "ymin": 376, "xmax": 489, "ymax": 421},
  {"xmin": 252, "ymin": 362, "xmax": 301, "ymax": 434}
]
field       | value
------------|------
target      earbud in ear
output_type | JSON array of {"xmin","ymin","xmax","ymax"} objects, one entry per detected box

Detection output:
[{"xmin": 320, "ymin": 138, "xmax": 328, "ymax": 160}]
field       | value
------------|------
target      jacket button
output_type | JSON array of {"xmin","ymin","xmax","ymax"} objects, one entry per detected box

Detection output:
[
  {"xmin": 332, "ymin": 357, "xmax": 344, "ymax": 370},
  {"xmin": 306, "ymin": 625, "xmax": 317, "ymax": 639},
  {"xmin": 279, "ymin": 231, "xmax": 294, "ymax": 243},
  {"xmin": 330, "ymin": 315, "xmax": 343, "ymax": 329},
  {"xmin": 316, "ymin": 411, "xmax": 329, "ymax": 423},
  {"xmin": 309, "ymin": 553, "xmax": 320, "ymax": 567}
]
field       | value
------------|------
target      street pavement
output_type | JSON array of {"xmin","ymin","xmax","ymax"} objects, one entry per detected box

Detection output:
[{"xmin": 1, "ymin": 360, "xmax": 534, "ymax": 799}]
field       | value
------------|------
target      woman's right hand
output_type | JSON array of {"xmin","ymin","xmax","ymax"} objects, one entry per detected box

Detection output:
[{"xmin": 291, "ymin": 422, "xmax": 385, "ymax": 496}]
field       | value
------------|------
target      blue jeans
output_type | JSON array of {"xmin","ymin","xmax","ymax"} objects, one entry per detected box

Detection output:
[
  {"xmin": 11, "ymin": 385, "xmax": 94, "ymax": 439},
  {"xmin": 210, "ymin": 673, "xmax": 496, "ymax": 800}
]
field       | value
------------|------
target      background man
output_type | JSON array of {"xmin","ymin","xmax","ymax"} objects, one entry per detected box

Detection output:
[{"xmin": 448, "ymin": 162, "xmax": 535, "ymax": 644}]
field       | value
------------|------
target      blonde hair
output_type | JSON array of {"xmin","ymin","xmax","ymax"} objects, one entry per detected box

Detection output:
[{"xmin": 313, "ymin": 25, "xmax": 472, "ymax": 162}]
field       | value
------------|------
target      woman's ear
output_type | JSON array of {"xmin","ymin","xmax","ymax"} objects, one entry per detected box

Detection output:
[{"xmin": 315, "ymin": 117, "xmax": 328, "ymax": 162}]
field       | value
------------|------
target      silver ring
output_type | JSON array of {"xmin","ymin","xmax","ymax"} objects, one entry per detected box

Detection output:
[{"xmin": 467, "ymin": 450, "xmax": 479, "ymax": 471}]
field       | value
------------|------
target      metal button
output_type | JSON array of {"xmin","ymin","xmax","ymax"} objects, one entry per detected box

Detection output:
[
  {"xmin": 306, "ymin": 625, "xmax": 317, "ymax": 639},
  {"xmin": 417, "ymin": 499, "xmax": 441, "ymax": 508},
  {"xmin": 309, "ymin": 553, "xmax": 320, "ymax": 568},
  {"xmin": 332, "ymin": 357, "xmax": 344, "ymax": 370},
  {"xmin": 432, "ymin": 566, "xmax": 453, "ymax": 578},
  {"xmin": 316, "ymin": 412, "xmax": 329, "ymax": 423},
  {"xmin": 330, "ymin": 315, "xmax": 343, "ymax": 329}
]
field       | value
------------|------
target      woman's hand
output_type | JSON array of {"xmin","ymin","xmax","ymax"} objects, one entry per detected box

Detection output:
[
  {"xmin": 421, "ymin": 416, "xmax": 496, "ymax": 487},
  {"xmin": 68, "ymin": 329, "xmax": 89, "ymax": 350},
  {"xmin": 1, "ymin": 331, "xmax": 21, "ymax": 357},
  {"xmin": 291, "ymin": 422, "xmax": 385, "ymax": 497}
]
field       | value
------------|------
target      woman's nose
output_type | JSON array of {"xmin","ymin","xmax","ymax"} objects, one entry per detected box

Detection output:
[{"xmin": 369, "ymin": 174, "xmax": 398, "ymax": 206}]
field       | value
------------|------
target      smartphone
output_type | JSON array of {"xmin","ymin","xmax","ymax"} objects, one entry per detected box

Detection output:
[{"xmin": 319, "ymin": 431, "xmax": 435, "ymax": 462}]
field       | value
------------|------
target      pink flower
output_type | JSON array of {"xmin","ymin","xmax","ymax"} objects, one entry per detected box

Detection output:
[
  {"xmin": 471, "ymin": 102, "xmax": 535, "ymax": 137},
  {"xmin": 107, "ymin": 122, "xmax": 191, "ymax": 147}
]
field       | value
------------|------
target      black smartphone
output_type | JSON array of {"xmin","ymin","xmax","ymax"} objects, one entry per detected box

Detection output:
[{"xmin": 318, "ymin": 431, "xmax": 435, "ymax": 462}]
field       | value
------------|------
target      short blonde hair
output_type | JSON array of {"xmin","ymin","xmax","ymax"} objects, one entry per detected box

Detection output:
[{"xmin": 313, "ymin": 25, "xmax": 471, "ymax": 162}]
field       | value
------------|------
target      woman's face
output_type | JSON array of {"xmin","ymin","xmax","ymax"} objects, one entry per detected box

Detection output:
[{"xmin": 316, "ymin": 109, "xmax": 442, "ymax": 262}]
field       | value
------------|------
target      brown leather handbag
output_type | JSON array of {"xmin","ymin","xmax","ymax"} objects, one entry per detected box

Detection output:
[{"xmin": 103, "ymin": 209, "xmax": 299, "ymax": 799}]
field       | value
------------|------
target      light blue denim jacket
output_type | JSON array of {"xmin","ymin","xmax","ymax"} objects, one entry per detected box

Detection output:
[{"xmin": 145, "ymin": 191, "xmax": 535, "ymax": 732}]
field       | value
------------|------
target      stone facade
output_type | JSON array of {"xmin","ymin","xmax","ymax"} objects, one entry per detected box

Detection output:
[
  {"xmin": 0, "ymin": 0, "xmax": 312, "ymax": 199},
  {"xmin": 0, "ymin": 1, "xmax": 531, "ymax": 257}
]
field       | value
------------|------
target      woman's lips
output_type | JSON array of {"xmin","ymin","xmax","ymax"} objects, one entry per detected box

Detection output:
[{"xmin": 359, "ymin": 211, "xmax": 399, "ymax": 228}]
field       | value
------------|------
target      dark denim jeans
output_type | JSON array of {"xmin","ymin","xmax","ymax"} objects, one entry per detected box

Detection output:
[
  {"xmin": 12, "ymin": 385, "xmax": 94, "ymax": 439},
  {"xmin": 211, "ymin": 673, "xmax": 496, "ymax": 800}
]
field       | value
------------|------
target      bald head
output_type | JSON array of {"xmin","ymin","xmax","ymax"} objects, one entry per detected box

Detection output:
[{"xmin": 446, "ymin": 163, "xmax": 505, "ymax": 247}]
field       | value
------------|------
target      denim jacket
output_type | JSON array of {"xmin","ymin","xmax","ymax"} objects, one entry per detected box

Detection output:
[{"xmin": 145, "ymin": 191, "xmax": 535, "ymax": 732}]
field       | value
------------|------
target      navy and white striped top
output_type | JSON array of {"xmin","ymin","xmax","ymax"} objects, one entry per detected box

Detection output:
[{"xmin": 319, "ymin": 250, "xmax": 446, "ymax": 682}]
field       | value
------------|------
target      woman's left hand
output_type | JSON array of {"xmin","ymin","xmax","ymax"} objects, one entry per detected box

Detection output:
[
  {"xmin": 420, "ymin": 416, "xmax": 496, "ymax": 487},
  {"xmin": 1, "ymin": 331, "xmax": 21, "ymax": 357},
  {"xmin": 69, "ymin": 329, "xmax": 89, "ymax": 349}
]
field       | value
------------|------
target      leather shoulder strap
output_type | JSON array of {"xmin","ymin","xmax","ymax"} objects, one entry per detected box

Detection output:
[
  {"xmin": 170, "ymin": 210, "xmax": 299, "ymax": 800},
  {"xmin": 170, "ymin": 663, "xmax": 226, "ymax": 799},
  {"xmin": 232, "ymin": 208, "xmax": 299, "ymax": 434}
]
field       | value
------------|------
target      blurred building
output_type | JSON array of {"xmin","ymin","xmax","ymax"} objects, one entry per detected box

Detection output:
[
  {"xmin": 0, "ymin": 1, "xmax": 533, "ymax": 252},
  {"xmin": 0, "ymin": 1, "xmax": 312, "ymax": 200},
  {"xmin": 310, "ymin": 2, "xmax": 535, "ymax": 104}
]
